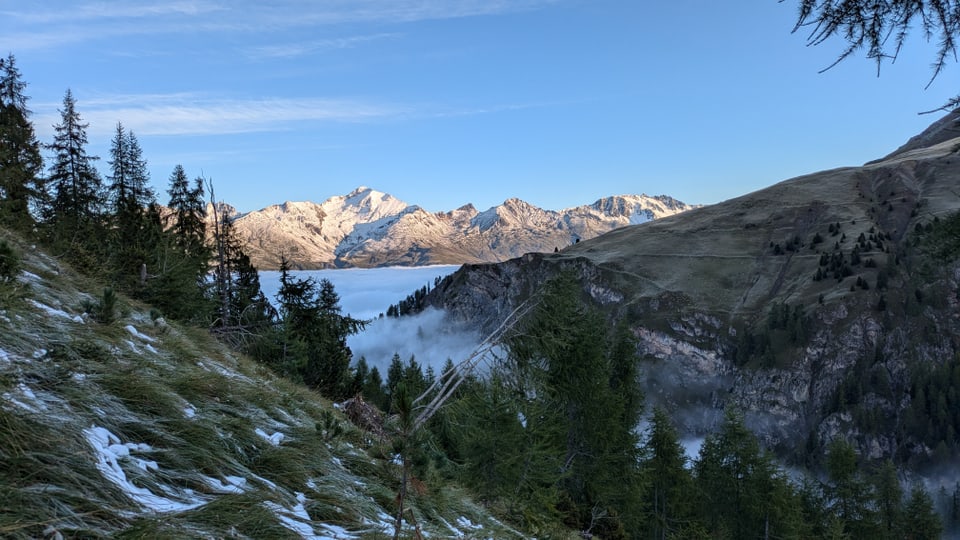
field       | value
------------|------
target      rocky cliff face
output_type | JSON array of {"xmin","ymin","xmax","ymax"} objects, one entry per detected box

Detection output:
[
  {"xmin": 425, "ymin": 113, "xmax": 960, "ymax": 466},
  {"xmin": 227, "ymin": 187, "xmax": 695, "ymax": 269}
]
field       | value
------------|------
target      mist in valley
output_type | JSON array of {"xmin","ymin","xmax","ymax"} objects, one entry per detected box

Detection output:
[{"xmin": 259, "ymin": 265, "xmax": 481, "ymax": 375}]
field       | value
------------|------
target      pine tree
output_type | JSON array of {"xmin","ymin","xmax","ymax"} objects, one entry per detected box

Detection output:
[
  {"xmin": 209, "ymin": 205, "xmax": 272, "ymax": 337},
  {"xmin": 45, "ymin": 89, "xmax": 102, "ymax": 230},
  {"xmin": 0, "ymin": 54, "xmax": 44, "ymax": 229},
  {"xmin": 451, "ymin": 369, "xmax": 564, "ymax": 529},
  {"xmin": 44, "ymin": 89, "xmax": 104, "ymax": 269}
]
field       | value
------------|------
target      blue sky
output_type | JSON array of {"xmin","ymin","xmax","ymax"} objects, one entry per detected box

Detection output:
[{"xmin": 1, "ymin": 1, "xmax": 956, "ymax": 214}]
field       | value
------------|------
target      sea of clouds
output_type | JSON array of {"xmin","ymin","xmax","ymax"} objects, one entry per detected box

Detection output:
[{"xmin": 259, "ymin": 265, "xmax": 481, "ymax": 374}]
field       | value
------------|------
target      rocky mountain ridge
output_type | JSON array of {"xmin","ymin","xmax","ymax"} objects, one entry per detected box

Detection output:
[
  {"xmin": 424, "ymin": 110, "xmax": 960, "ymax": 468},
  {"xmin": 227, "ymin": 187, "xmax": 695, "ymax": 270}
]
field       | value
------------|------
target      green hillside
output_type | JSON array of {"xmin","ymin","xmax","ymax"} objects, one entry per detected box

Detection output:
[{"xmin": 0, "ymin": 227, "xmax": 533, "ymax": 539}]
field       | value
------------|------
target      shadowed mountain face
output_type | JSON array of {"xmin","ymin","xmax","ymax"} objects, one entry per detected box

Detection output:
[
  {"xmin": 425, "ymin": 111, "xmax": 960, "ymax": 466},
  {"xmin": 226, "ymin": 187, "xmax": 695, "ymax": 270}
]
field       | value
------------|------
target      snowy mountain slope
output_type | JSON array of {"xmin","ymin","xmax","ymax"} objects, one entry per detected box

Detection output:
[{"xmin": 231, "ymin": 186, "xmax": 696, "ymax": 270}]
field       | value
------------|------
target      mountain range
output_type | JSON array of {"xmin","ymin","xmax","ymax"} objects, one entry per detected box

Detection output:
[
  {"xmin": 424, "ymin": 110, "xmax": 960, "ymax": 467},
  {"xmin": 225, "ymin": 188, "xmax": 694, "ymax": 270}
]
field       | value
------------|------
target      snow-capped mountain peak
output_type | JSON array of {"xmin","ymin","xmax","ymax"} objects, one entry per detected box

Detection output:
[{"xmin": 229, "ymin": 188, "xmax": 697, "ymax": 269}]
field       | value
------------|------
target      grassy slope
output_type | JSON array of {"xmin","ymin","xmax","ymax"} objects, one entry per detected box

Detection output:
[
  {"xmin": 0, "ymin": 230, "xmax": 535, "ymax": 539},
  {"xmin": 553, "ymin": 136, "xmax": 960, "ymax": 325}
]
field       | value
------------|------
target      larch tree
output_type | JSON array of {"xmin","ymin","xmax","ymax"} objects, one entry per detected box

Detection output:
[
  {"xmin": 640, "ymin": 407, "xmax": 694, "ymax": 540},
  {"xmin": 787, "ymin": 0, "xmax": 960, "ymax": 109},
  {"xmin": 0, "ymin": 53, "xmax": 44, "ymax": 230},
  {"xmin": 505, "ymin": 271, "xmax": 644, "ymax": 537}
]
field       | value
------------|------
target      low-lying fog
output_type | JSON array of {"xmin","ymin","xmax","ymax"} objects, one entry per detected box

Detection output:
[{"xmin": 259, "ymin": 265, "xmax": 481, "ymax": 374}]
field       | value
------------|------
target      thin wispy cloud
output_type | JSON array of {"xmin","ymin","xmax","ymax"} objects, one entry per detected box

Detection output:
[
  {"xmin": 31, "ymin": 93, "xmax": 408, "ymax": 138},
  {"xmin": 1, "ymin": 1, "xmax": 558, "ymax": 51},
  {"xmin": 0, "ymin": 1, "xmax": 225, "ymax": 24},
  {"xmin": 247, "ymin": 33, "xmax": 401, "ymax": 60},
  {"xmin": 30, "ymin": 90, "xmax": 551, "ymax": 139}
]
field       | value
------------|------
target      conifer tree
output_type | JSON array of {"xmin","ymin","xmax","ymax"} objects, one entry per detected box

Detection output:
[
  {"xmin": 273, "ymin": 256, "xmax": 364, "ymax": 397},
  {"xmin": 107, "ymin": 122, "xmax": 153, "ymax": 216},
  {"xmin": 694, "ymin": 409, "xmax": 802, "ymax": 538},
  {"xmin": 902, "ymin": 484, "xmax": 943, "ymax": 539},
  {"xmin": 871, "ymin": 460, "xmax": 903, "ymax": 539},
  {"xmin": 0, "ymin": 54, "xmax": 44, "ymax": 229},
  {"xmin": 166, "ymin": 166, "xmax": 206, "ymax": 254},
  {"xmin": 506, "ymin": 271, "xmax": 644, "ymax": 535},
  {"xmin": 46, "ymin": 89, "xmax": 102, "ymax": 228},
  {"xmin": 825, "ymin": 438, "xmax": 879, "ymax": 538},
  {"xmin": 105, "ymin": 123, "xmax": 158, "ymax": 291},
  {"xmin": 640, "ymin": 407, "xmax": 694, "ymax": 539},
  {"xmin": 131, "ymin": 166, "xmax": 211, "ymax": 321}
]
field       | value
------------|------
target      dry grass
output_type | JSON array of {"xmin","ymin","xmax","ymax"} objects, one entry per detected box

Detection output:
[{"xmin": 0, "ymin": 227, "xmax": 531, "ymax": 539}]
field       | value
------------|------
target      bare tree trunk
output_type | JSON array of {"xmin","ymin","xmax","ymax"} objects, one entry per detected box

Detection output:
[{"xmin": 206, "ymin": 179, "xmax": 230, "ymax": 329}]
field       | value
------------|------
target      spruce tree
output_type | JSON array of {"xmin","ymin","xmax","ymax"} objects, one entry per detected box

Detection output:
[
  {"xmin": 46, "ymin": 89, "xmax": 102, "ymax": 229},
  {"xmin": 273, "ymin": 256, "xmax": 364, "ymax": 397},
  {"xmin": 209, "ymin": 205, "xmax": 272, "ymax": 337},
  {"xmin": 44, "ymin": 89, "xmax": 103, "ymax": 267},
  {"xmin": 107, "ymin": 122, "xmax": 153, "ymax": 216},
  {"xmin": 0, "ymin": 54, "xmax": 44, "ymax": 229},
  {"xmin": 166, "ymin": 166, "xmax": 206, "ymax": 255},
  {"xmin": 105, "ymin": 123, "xmax": 158, "ymax": 291}
]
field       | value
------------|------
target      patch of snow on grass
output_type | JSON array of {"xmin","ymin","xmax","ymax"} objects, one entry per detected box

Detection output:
[
  {"xmin": 264, "ymin": 492, "xmax": 335, "ymax": 539},
  {"xmin": 183, "ymin": 405, "xmax": 196, "ymax": 418},
  {"xmin": 145, "ymin": 344, "xmax": 158, "ymax": 355},
  {"xmin": 318, "ymin": 523, "xmax": 359, "ymax": 539},
  {"xmin": 124, "ymin": 340, "xmax": 140, "ymax": 354},
  {"xmin": 3, "ymin": 383, "xmax": 46, "ymax": 413},
  {"xmin": 32, "ymin": 348, "xmax": 46, "ymax": 359},
  {"xmin": 201, "ymin": 475, "xmax": 248, "ymax": 495},
  {"xmin": 125, "ymin": 325, "xmax": 156, "ymax": 342},
  {"xmin": 250, "ymin": 473, "xmax": 279, "ymax": 491},
  {"xmin": 18, "ymin": 270, "xmax": 40, "ymax": 281},
  {"xmin": 84, "ymin": 426, "xmax": 208, "ymax": 513},
  {"xmin": 27, "ymin": 299, "xmax": 75, "ymax": 320},
  {"xmin": 456, "ymin": 516, "xmax": 483, "ymax": 531},
  {"xmin": 0, "ymin": 348, "xmax": 9, "ymax": 362},
  {"xmin": 255, "ymin": 427, "xmax": 285, "ymax": 446}
]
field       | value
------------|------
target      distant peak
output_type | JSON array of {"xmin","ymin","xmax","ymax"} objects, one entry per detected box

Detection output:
[{"xmin": 347, "ymin": 185, "xmax": 375, "ymax": 197}]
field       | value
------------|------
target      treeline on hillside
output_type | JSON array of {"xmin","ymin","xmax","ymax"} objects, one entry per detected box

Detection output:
[
  {"xmin": 350, "ymin": 271, "xmax": 952, "ymax": 538},
  {"xmin": 0, "ymin": 54, "xmax": 365, "ymax": 398}
]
